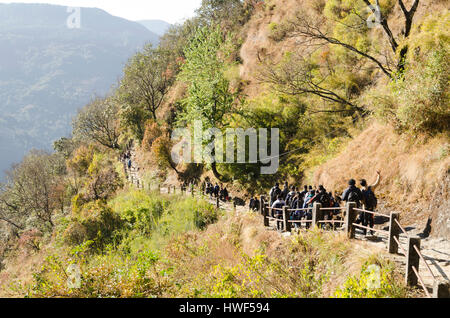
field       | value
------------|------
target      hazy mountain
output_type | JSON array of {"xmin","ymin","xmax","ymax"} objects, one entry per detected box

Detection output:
[
  {"xmin": 0, "ymin": 4, "xmax": 160, "ymax": 179},
  {"xmin": 137, "ymin": 19, "xmax": 171, "ymax": 36}
]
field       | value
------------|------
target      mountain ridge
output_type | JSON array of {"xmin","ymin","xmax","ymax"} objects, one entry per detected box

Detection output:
[{"xmin": 0, "ymin": 3, "xmax": 162, "ymax": 179}]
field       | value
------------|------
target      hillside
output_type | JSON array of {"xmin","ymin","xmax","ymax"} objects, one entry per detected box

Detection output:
[
  {"xmin": 0, "ymin": 0, "xmax": 448, "ymax": 299},
  {"xmin": 0, "ymin": 4, "xmax": 160, "ymax": 179}
]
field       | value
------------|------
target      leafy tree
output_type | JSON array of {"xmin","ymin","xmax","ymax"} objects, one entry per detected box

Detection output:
[
  {"xmin": 196, "ymin": 0, "xmax": 250, "ymax": 30},
  {"xmin": 73, "ymin": 97, "xmax": 120, "ymax": 149},
  {"xmin": 0, "ymin": 150, "xmax": 66, "ymax": 229},
  {"xmin": 76, "ymin": 152, "xmax": 123, "ymax": 203},
  {"xmin": 177, "ymin": 26, "xmax": 237, "ymax": 181},
  {"xmin": 53, "ymin": 137, "xmax": 78, "ymax": 159},
  {"xmin": 119, "ymin": 45, "xmax": 176, "ymax": 123}
]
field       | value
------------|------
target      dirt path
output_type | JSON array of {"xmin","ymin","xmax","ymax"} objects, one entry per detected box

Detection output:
[{"xmin": 121, "ymin": 147, "xmax": 143, "ymax": 189}]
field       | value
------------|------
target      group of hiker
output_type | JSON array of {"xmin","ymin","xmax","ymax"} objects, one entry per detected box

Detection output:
[
  {"xmin": 121, "ymin": 151, "xmax": 132, "ymax": 170},
  {"xmin": 264, "ymin": 171, "xmax": 381, "ymax": 235},
  {"xmin": 204, "ymin": 182, "xmax": 230, "ymax": 202}
]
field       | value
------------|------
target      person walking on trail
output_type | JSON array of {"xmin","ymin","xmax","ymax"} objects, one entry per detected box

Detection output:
[
  {"xmin": 127, "ymin": 159, "xmax": 132, "ymax": 170},
  {"xmin": 214, "ymin": 184, "xmax": 220, "ymax": 198},
  {"xmin": 249, "ymin": 196, "xmax": 260, "ymax": 212},
  {"xmin": 271, "ymin": 195, "xmax": 286, "ymax": 231},
  {"xmin": 308, "ymin": 185, "xmax": 332, "ymax": 225},
  {"xmin": 302, "ymin": 189, "xmax": 316, "ymax": 228},
  {"xmin": 281, "ymin": 181, "xmax": 289, "ymax": 200},
  {"xmin": 303, "ymin": 188, "xmax": 315, "ymax": 209},
  {"xmin": 360, "ymin": 171, "xmax": 381, "ymax": 236},
  {"xmin": 285, "ymin": 186, "xmax": 296, "ymax": 207},
  {"xmin": 269, "ymin": 183, "xmax": 281, "ymax": 206},
  {"xmin": 342, "ymin": 179, "xmax": 366, "ymax": 234},
  {"xmin": 300, "ymin": 185, "xmax": 308, "ymax": 199},
  {"xmin": 290, "ymin": 193, "xmax": 305, "ymax": 229},
  {"xmin": 342, "ymin": 179, "xmax": 363, "ymax": 207}
]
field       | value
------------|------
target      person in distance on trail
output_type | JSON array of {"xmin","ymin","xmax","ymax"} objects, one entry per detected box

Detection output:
[
  {"xmin": 269, "ymin": 182, "xmax": 281, "ymax": 206},
  {"xmin": 223, "ymin": 187, "xmax": 229, "ymax": 201},
  {"xmin": 214, "ymin": 184, "xmax": 220, "ymax": 198},
  {"xmin": 308, "ymin": 185, "xmax": 332, "ymax": 226},
  {"xmin": 281, "ymin": 181, "xmax": 289, "ymax": 200},
  {"xmin": 300, "ymin": 185, "xmax": 308, "ymax": 198},
  {"xmin": 285, "ymin": 185, "xmax": 296, "ymax": 207},
  {"xmin": 249, "ymin": 196, "xmax": 255, "ymax": 211},
  {"xmin": 271, "ymin": 194, "xmax": 286, "ymax": 231},
  {"xmin": 303, "ymin": 189, "xmax": 316, "ymax": 228},
  {"xmin": 303, "ymin": 188, "xmax": 316, "ymax": 209},
  {"xmin": 360, "ymin": 171, "xmax": 381, "ymax": 236},
  {"xmin": 254, "ymin": 196, "xmax": 260, "ymax": 211}
]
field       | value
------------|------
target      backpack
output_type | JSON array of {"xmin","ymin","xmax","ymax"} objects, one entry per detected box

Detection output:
[
  {"xmin": 319, "ymin": 192, "xmax": 331, "ymax": 207},
  {"xmin": 363, "ymin": 187, "xmax": 378, "ymax": 209},
  {"xmin": 271, "ymin": 187, "xmax": 281, "ymax": 201},
  {"xmin": 347, "ymin": 189, "xmax": 360, "ymax": 203}
]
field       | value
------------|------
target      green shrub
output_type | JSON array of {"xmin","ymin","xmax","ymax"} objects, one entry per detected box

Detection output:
[
  {"xmin": 63, "ymin": 200, "xmax": 124, "ymax": 251},
  {"xmin": 334, "ymin": 258, "xmax": 408, "ymax": 298},
  {"xmin": 109, "ymin": 190, "xmax": 167, "ymax": 235}
]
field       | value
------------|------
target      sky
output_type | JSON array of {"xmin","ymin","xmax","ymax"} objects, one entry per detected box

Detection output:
[{"xmin": 0, "ymin": 0, "xmax": 203, "ymax": 24}]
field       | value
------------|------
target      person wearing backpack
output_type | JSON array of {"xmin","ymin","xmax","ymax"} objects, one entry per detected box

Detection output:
[
  {"xmin": 308, "ymin": 185, "xmax": 332, "ymax": 226},
  {"xmin": 281, "ymin": 181, "xmax": 289, "ymax": 200},
  {"xmin": 285, "ymin": 186, "xmax": 296, "ymax": 207},
  {"xmin": 342, "ymin": 179, "xmax": 363, "ymax": 208},
  {"xmin": 360, "ymin": 171, "xmax": 381, "ymax": 236},
  {"xmin": 269, "ymin": 183, "xmax": 281, "ymax": 206},
  {"xmin": 271, "ymin": 195, "xmax": 286, "ymax": 230}
]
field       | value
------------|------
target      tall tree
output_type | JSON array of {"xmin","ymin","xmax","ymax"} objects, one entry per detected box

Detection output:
[
  {"xmin": 119, "ymin": 45, "xmax": 175, "ymax": 121},
  {"xmin": 0, "ymin": 151, "xmax": 65, "ymax": 229},
  {"xmin": 73, "ymin": 97, "xmax": 120, "ymax": 149},
  {"xmin": 178, "ymin": 26, "xmax": 236, "ymax": 181}
]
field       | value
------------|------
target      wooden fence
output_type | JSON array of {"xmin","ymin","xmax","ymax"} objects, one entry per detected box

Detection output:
[
  {"xmin": 259, "ymin": 195, "xmax": 450, "ymax": 298},
  {"xmin": 137, "ymin": 184, "xmax": 449, "ymax": 298}
]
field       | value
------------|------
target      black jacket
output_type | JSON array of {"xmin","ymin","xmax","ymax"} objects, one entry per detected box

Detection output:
[{"xmin": 342, "ymin": 185, "xmax": 362, "ymax": 203}]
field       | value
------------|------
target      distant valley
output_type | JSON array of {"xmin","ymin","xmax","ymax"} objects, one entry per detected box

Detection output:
[{"xmin": 0, "ymin": 3, "xmax": 170, "ymax": 179}]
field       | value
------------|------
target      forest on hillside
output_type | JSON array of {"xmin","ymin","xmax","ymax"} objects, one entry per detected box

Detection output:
[{"xmin": 0, "ymin": 0, "xmax": 448, "ymax": 298}]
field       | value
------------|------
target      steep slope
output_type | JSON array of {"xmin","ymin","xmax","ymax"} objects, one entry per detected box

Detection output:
[{"xmin": 0, "ymin": 4, "xmax": 159, "ymax": 179}]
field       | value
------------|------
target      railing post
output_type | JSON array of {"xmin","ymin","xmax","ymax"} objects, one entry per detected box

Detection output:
[
  {"xmin": 283, "ymin": 206, "xmax": 291, "ymax": 233},
  {"xmin": 406, "ymin": 236, "xmax": 421, "ymax": 286},
  {"xmin": 264, "ymin": 207, "xmax": 270, "ymax": 227},
  {"xmin": 388, "ymin": 212, "xmax": 400, "ymax": 254},
  {"xmin": 312, "ymin": 203, "xmax": 322, "ymax": 228},
  {"xmin": 216, "ymin": 197, "xmax": 220, "ymax": 209},
  {"xmin": 433, "ymin": 279, "xmax": 450, "ymax": 298},
  {"xmin": 260, "ymin": 196, "xmax": 265, "ymax": 216},
  {"xmin": 345, "ymin": 202, "xmax": 357, "ymax": 239},
  {"xmin": 168, "ymin": 186, "xmax": 171, "ymax": 194},
  {"xmin": 158, "ymin": 183, "xmax": 161, "ymax": 193}
]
